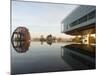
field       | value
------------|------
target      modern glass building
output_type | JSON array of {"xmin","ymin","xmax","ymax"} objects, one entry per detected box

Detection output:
[{"xmin": 61, "ymin": 5, "xmax": 96, "ymax": 45}]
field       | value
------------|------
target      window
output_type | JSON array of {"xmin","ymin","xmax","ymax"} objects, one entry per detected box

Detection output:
[
  {"xmin": 88, "ymin": 10, "xmax": 96, "ymax": 20},
  {"xmin": 70, "ymin": 20, "xmax": 78, "ymax": 27},
  {"xmin": 66, "ymin": 24, "xmax": 68, "ymax": 29},
  {"xmin": 79, "ymin": 15, "xmax": 87, "ymax": 24},
  {"xmin": 69, "ymin": 10, "xmax": 96, "ymax": 27}
]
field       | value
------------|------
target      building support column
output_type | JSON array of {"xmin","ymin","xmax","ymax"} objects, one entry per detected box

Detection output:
[
  {"xmin": 87, "ymin": 33, "xmax": 91, "ymax": 46},
  {"xmin": 80, "ymin": 34, "xmax": 85, "ymax": 44}
]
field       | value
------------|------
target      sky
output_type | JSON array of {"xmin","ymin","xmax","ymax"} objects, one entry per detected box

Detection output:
[{"xmin": 12, "ymin": 1, "xmax": 79, "ymax": 38}]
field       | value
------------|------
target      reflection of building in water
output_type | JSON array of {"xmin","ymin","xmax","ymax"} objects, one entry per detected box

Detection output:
[
  {"xmin": 61, "ymin": 5, "xmax": 96, "ymax": 45},
  {"xmin": 40, "ymin": 35, "xmax": 45, "ymax": 42},
  {"xmin": 11, "ymin": 27, "xmax": 30, "ymax": 53},
  {"xmin": 46, "ymin": 34, "xmax": 53, "ymax": 45},
  {"xmin": 46, "ymin": 41, "xmax": 52, "ymax": 45},
  {"xmin": 40, "ymin": 35, "xmax": 45, "ymax": 45},
  {"xmin": 41, "ymin": 41, "xmax": 43, "ymax": 45},
  {"xmin": 61, "ymin": 44, "xmax": 95, "ymax": 70},
  {"xmin": 12, "ymin": 40, "xmax": 30, "ymax": 53}
]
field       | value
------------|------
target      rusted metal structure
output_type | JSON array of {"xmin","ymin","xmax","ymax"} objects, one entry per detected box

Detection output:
[{"xmin": 11, "ymin": 27, "xmax": 31, "ymax": 53}]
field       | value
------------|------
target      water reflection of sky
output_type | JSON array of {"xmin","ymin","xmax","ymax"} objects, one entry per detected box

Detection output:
[{"xmin": 11, "ymin": 42, "xmax": 95, "ymax": 75}]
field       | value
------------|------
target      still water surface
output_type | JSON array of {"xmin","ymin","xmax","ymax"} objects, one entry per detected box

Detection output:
[{"xmin": 11, "ymin": 42, "xmax": 95, "ymax": 75}]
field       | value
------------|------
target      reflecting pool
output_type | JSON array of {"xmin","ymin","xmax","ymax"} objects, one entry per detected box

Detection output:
[{"xmin": 11, "ymin": 41, "xmax": 96, "ymax": 75}]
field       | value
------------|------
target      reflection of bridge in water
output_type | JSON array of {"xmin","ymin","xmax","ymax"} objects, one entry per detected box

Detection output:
[
  {"xmin": 61, "ymin": 44, "xmax": 96, "ymax": 70},
  {"xmin": 11, "ymin": 27, "xmax": 30, "ymax": 53}
]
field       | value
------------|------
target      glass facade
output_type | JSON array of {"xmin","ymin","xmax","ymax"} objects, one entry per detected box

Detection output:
[{"xmin": 69, "ymin": 10, "xmax": 96, "ymax": 27}]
